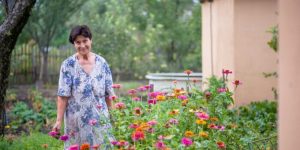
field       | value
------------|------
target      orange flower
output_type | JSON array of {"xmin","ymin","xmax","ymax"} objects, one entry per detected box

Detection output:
[
  {"xmin": 210, "ymin": 117, "xmax": 219, "ymax": 122},
  {"xmin": 169, "ymin": 109, "xmax": 179, "ymax": 115},
  {"xmin": 199, "ymin": 131, "xmax": 208, "ymax": 138},
  {"xmin": 184, "ymin": 131, "xmax": 194, "ymax": 137},
  {"xmin": 156, "ymin": 95, "xmax": 166, "ymax": 101},
  {"xmin": 184, "ymin": 70, "xmax": 192, "ymax": 75},
  {"xmin": 196, "ymin": 119, "xmax": 207, "ymax": 125},
  {"xmin": 80, "ymin": 143, "xmax": 90, "ymax": 150},
  {"xmin": 41, "ymin": 144, "xmax": 48, "ymax": 149},
  {"xmin": 182, "ymin": 100, "xmax": 188, "ymax": 106},
  {"xmin": 136, "ymin": 122, "xmax": 150, "ymax": 131}
]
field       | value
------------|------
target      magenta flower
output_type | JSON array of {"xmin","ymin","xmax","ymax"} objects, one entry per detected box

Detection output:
[
  {"xmin": 181, "ymin": 137, "xmax": 193, "ymax": 147},
  {"xmin": 48, "ymin": 131, "xmax": 59, "ymax": 138},
  {"xmin": 68, "ymin": 144, "xmax": 79, "ymax": 150},
  {"xmin": 195, "ymin": 112, "xmax": 210, "ymax": 120},
  {"xmin": 222, "ymin": 69, "xmax": 232, "ymax": 75},
  {"xmin": 155, "ymin": 141, "xmax": 166, "ymax": 149},
  {"xmin": 144, "ymin": 85, "xmax": 151, "ymax": 90},
  {"xmin": 218, "ymin": 125, "xmax": 225, "ymax": 131},
  {"xmin": 59, "ymin": 135, "xmax": 69, "ymax": 142},
  {"xmin": 148, "ymin": 92, "xmax": 162, "ymax": 99},
  {"xmin": 117, "ymin": 140, "xmax": 129, "ymax": 146},
  {"xmin": 132, "ymin": 97, "xmax": 141, "ymax": 101},
  {"xmin": 177, "ymin": 95, "xmax": 188, "ymax": 100},
  {"xmin": 89, "ymin": 119, "xmax": 97, "ymax": 126},
  {"xmin": 148, "ymin": 99, "xmax": 157, "ymax": 105},
  {"xmin": 115, "ymin": 102, "xmax": 126, "ymax": 109},
  {"xmin": 217, "ymin": 88, "xmax": 226, "ymax": 93},
  {"xmin": 111, "ymin": 140, "xmax": 118, "ymax": 145}
]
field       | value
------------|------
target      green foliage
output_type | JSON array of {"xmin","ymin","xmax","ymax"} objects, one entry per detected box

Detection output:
[
  {"xmin": 267, "ymin": 25, "xmax": 278, "ymax": 52},
  {"xmin": 8, "ymin": 90, "xmax": 56, "ymax": 132},
  {"xmin": 68, "ymin": 0, "xmax": 201, "ymax": 80},
  {"xmin": 0, "ymin": 132, "xmax": 63, "ymax": 150}
]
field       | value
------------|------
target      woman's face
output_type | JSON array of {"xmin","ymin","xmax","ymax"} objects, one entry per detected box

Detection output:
[{"xmin": 74, "ymin": 35, "xmax": 92, "ymax": 55}]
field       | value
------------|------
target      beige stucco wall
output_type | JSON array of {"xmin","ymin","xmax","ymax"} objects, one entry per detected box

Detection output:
[
  {"xmin": 278, "ymin": 0, "xmax": 300, "ymax": 149},
  {"xmin": 202, "ymin": 0, "xmax": 278, "ymax": 105}
]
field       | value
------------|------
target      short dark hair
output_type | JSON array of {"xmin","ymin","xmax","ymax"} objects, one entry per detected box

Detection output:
[{"xmin": 69, "ymin": 25, "xmax": 92, "ymax": 44}]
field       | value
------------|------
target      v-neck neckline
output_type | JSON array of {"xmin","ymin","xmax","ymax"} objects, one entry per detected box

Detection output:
[{"xmin": 75, "ymin": 53, "xmax": 97, "ymax": 76}]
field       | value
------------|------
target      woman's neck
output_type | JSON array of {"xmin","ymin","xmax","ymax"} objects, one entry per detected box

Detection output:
[{"xmin": 76, "ymin": 52, "xmax": 93, "ymax": 61}]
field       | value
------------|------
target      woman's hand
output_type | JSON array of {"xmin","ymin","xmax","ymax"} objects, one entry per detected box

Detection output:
[{"xmin": 52, "ymin": 121, "xmax": 62, "ymax": 133}]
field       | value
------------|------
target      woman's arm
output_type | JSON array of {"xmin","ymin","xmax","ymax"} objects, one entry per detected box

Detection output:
[{"xmin": 53, "ymin": 96, "xmax": 68, "ymax": 131}]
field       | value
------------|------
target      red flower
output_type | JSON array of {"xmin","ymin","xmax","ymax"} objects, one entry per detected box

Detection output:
[
  {"xmin": 184, "ymin": 70, "xmax": 192, "ymax": 75},
  {"xmin": 131, "ymin": 131, "xmax": 145, "ymax": 141},
  {"xmin": 232, "ymin": 80, "xmax": 242, "ymax": 86},
  {"xmin": 216, "ymin": 141, "xmax": 226, "ymax": 149}
]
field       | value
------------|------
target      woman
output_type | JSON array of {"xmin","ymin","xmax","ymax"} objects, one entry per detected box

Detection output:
[{"xmin": 52, "ymin": 25, "xmax": 115, "ymax": 149}]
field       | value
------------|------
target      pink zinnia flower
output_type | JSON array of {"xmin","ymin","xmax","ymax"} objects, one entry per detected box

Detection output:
[
  {"xmin": 132, "ymin": 97, "xmax": 141, "ymax": 101},
  {"xmin": 148, "ymin": 99, "xmax": 157, "ymax": 105},
  {"xmin": 68, "ymin": 144, "xmax": 79, "ymax": 150},
  {"xmin": 195, "ymin": 112, "xmax": 210, "ymax": 120},
  {"xmin": 108, "ymin": 95, "xmax": 118, "ymax": 101},
  {"xmin": 217, "ymin": 88, "xmax": 226, "ymax": 93},
  {"xmin": 89, "ymin": 119, "xmax": 97, "ymax": 126},
  {"xmin": 177, "ymin": 95, "xmax": 188, "ymax": 100},
  {"xmin": 147, "ymin": 120, "xmax": 158, "ymax": 126},
  {"xmin": 115, "ymin": 102, "xmax": 126, "ymax": 109},
  {"xmin": 129, "ymin": 123, "xmax": 139, "ymax": 129},
  {"xmin": 147, "ymin": 127, "xmax": 155, "ymax": 133},
  {"xmin": 112, "ymin": 84, "xmax": 121, "ymax": 89},
  {"xmin": 128, "ymin": 89, "xmax": 137, "ymax": 95},
  {"xmin": 117, "ymin": 140, "xmax": 129, "ymax": 147},
  {"xmin": 158, "ymin": 135, "xmax": 164, "ymax": 140},
  {"xmin": 155, "ymin": 141, "xmax": 166, "ymax": 150},
  {"xmin": 148, "ymin": 92, "xmax": 162, "ymax": 99},
  {"xmin": 137, "ymin": 86, "xmax": 147, "ymax": 92},
  {"xmin": 181, "ymin": 137, "xmax": 193, "ymax": 147}
]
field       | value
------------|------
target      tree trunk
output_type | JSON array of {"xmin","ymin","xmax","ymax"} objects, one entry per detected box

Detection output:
[
  {"xmin": 0, "ymin": 0, "xmax": 36, "ymax": 136},
  {"xmin": 38, "ymin": 50, "xmax": 49, "ymax": 84}
]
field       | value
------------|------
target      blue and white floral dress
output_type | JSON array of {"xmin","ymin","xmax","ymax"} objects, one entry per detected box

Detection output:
[{"xmin": 57, "ymin": 54, "xmax": 115, "ymax": 149}]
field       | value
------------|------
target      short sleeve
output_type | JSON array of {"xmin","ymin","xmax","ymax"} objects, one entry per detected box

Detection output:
[
  {"xmin": 57, "ymin": 62, "xmax": 73, "ymax": 97},
  {"xmin": 103, "ymin": 62, "xmax": 115, "ymax": 98}
]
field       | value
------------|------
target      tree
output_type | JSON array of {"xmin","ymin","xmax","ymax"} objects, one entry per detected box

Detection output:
[
  {"xmin": 23, "ymin": 0, "xmax": 85, "ymax": 84},
  {"xmin": 0, "ymin": 0, "xmax": 36, "ymax": 136}
]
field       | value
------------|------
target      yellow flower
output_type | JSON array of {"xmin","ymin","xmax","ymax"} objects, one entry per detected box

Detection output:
[
  {"xmin": 182, "ymin": 100, "xmax": 188, "ymax": 106},
  {"xmin": 5, "ymin": 125, "xmax": 10, "ymax": 129},
  {"xmin": 189, "ymin": 109, "xmax": 195, "ymax": 113},
  {"xmin": 196, "ymin": 119, "xmax": 207, "ymax": 125},
  {"xmin": 169, "ymin": 109, "xmax": 180, "ymax": 115},
  {"xmin": 156, "ymin": 95, "xmax": 166, "ymax": 101},
  {"xmin": 199, "ymin": 131, "xmax": 208, "ymax": 138},
  {"xmin": 185, "ymin": 131, "xmax": 194, "ymax": 137}
]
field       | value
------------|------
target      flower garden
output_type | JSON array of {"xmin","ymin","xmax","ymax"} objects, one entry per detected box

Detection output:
[{"xmin": 0, "ymin": 70, "xmax": 277, "ymax": 150}]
